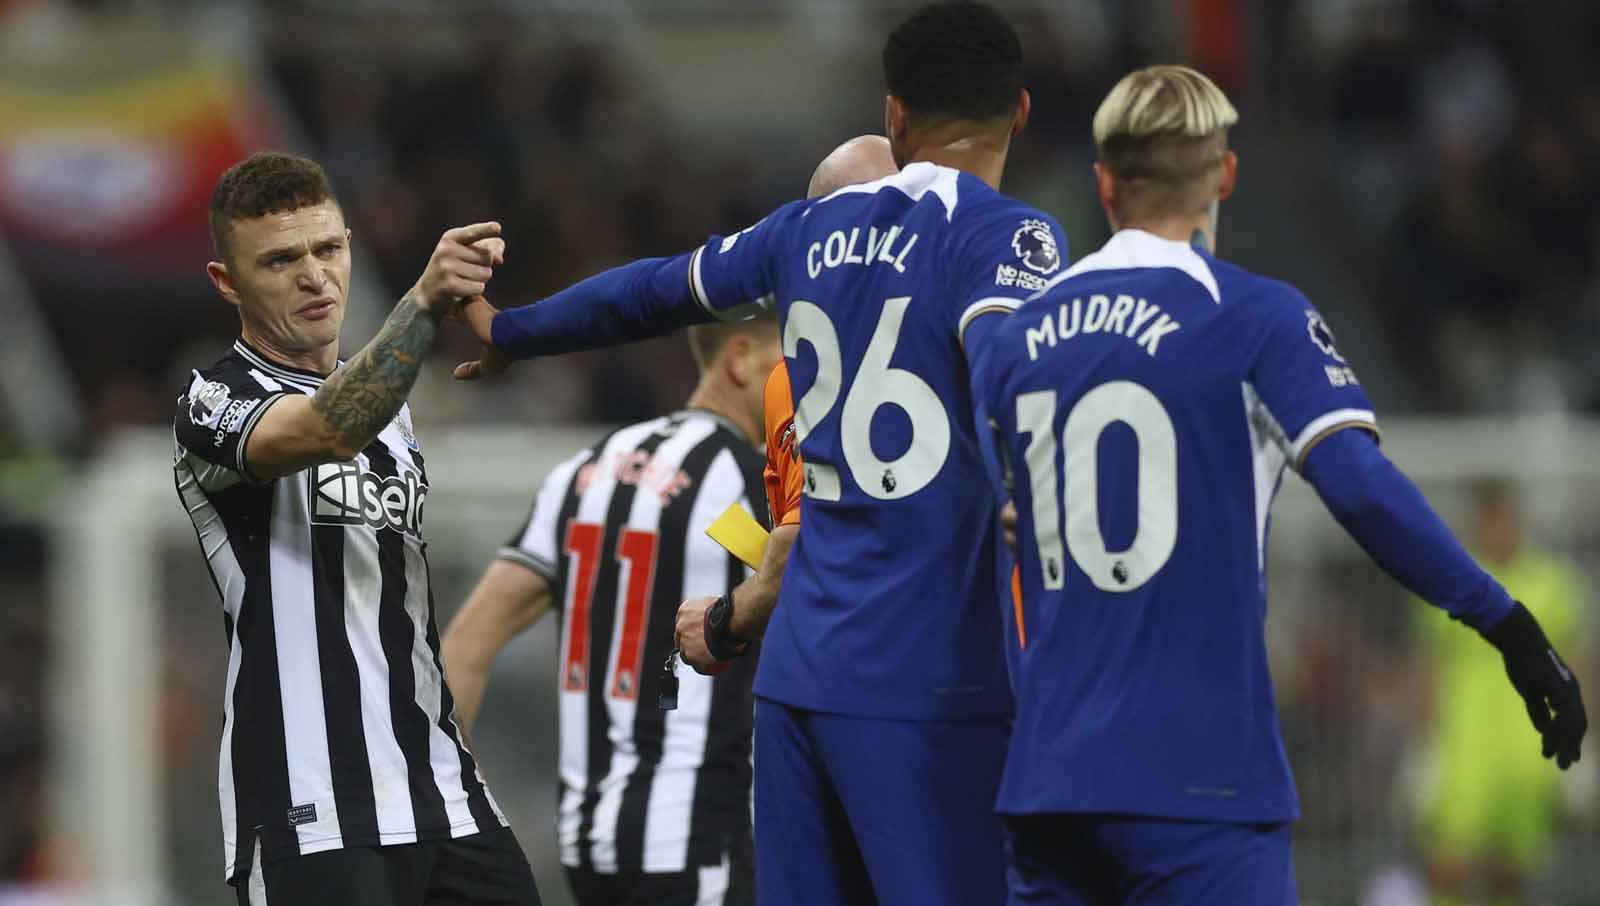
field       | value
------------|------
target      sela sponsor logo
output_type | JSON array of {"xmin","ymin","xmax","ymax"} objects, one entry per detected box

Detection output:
[
  {"xmin": 1011, "ymin": 218, "xmax": 1060, "ymax": 275},
  {"xmin": 188, "ymin": 380, "xmax": 231, "ymax": 429},
  {"xmin": 213, "ymin": 398, "xmax": 260, "ymax": 447},
  {"xmin": 1306, "ymin": 311, "xmax": 1345, "ymax": 362},
  {"xmin": 309, "ymin": 461, "xmax": 427, "ymax": 536},
  {"xmin": 994, "ymin": 262, "xmax": 1050, "ymax": 292}
]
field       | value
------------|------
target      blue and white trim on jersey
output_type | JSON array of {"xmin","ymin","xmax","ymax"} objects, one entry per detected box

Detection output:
[
  {"xmin": 1288, "ymin": 407, "xmax": 1379, "ymax": 466},
  {"xmin": 957, "ymin": 296, "xmax": 1024, "ymax": 346},
  {"xmin": 810, "ymin": 161, "xmax": 962, "ymax": 221},
  {"xmin": 1034, "ymin": 229, "xmax": 1222, "ymax": 305},
  {"xmin": 688, "ymin": 247, "xmax": 773, "ymax": 323}
]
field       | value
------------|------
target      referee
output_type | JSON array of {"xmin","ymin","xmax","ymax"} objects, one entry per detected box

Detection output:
[
  {"xmin": 441, "ymin": 313, "xmax": 780, "ymax": 906},
  {"xmin": 172, "ymin": 152, "xmax": 540, "ymax": 905}
]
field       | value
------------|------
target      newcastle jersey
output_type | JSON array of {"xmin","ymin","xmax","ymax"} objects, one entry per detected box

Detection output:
[
  {"xmin": 173, "ymin": 339, "xmax": 505, "ymax": 881},
  {"xmin": 500, "ymin": 410, "xmax": 764, "ymax": 874}
]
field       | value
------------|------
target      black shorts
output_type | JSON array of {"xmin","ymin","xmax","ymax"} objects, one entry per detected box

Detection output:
[
  {"xmin": 233, "ymin": 827, "xmax": 541, "ymax": 906},
  {"xmin": 564, "ymin": 842, "xmax": 753, "ymax": 906}
]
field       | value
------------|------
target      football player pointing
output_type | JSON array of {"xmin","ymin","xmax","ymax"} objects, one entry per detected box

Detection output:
[
  {"xmin": 975, "ymin": 66, "xmax": 1586, "ymax": 904},
  {"xmin": 173, "ymin": 152, "xmax": 540, "ymax": 906}
]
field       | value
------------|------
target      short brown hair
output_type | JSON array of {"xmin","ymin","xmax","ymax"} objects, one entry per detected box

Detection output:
[
  {"xmin": 687, "ymin": 310, "xmax": 779, "ymax": 372},
  {"xmin": 209, "ymin": 151, "xmax": 338, "ymax": 259},
  {"xmin": 1093, "ymin": 66, "xmax": 1238, "ymax": 221}
]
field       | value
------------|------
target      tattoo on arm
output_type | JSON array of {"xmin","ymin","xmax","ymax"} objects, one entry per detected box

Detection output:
[{"xmin": 310, "ymin": 289, "xmax": 438, "ymax": 453}]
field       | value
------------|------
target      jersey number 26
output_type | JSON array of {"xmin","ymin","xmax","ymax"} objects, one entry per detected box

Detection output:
[{"xmin": 783, "ymin": 296, "xmax": 951, "ymax": 501}]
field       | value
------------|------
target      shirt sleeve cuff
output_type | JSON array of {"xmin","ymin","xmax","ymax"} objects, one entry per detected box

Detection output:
[
  {"xmin": 496, "ymin": 546, "xmax": 558, "ymax": 580},
  {"xmin": 235, "ymin": 392, "xmax": 286, "ymax": 482},
  {"xmin": 1289, "ymin": 409, "xmax": 1378, "ymax": 468}
]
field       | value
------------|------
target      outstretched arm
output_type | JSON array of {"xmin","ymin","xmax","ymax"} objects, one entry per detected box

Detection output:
[
  {"xmin": 1302, "ymin": 427, "xmax": 1586, "ymax": 767},
  {"xmin": 458, "ymin": 202, "xmax": 802, "ymax": 370},
  {"xmin": 1301, "ymin": 428, "xmax": 1510, "ymax": 629},
  {"xmin": 485, "ymin": 254, "xmax": 712, "ymax": 359},
  {"xmin": 246, "ymin": 223, "xmax": 503, "ymax": 478}
]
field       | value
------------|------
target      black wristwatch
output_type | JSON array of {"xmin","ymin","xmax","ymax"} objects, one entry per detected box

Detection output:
[{"xmin": 704, "ymin": 594, "xmax": 750, "ymax": 662}]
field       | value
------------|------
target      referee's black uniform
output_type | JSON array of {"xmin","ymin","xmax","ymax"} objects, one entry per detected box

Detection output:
[
  {"xmin": 173, "ymin": 340, "xmax": 540, "ymax": 906},
  {"xmin": 501, "ymin": 409, "xmax": 764, "ymax": 906}
]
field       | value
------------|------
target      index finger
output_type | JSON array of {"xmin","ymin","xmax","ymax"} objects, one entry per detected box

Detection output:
[{"xmin": 443, "ymin": 221, "xmax": 502, "ymax": 246}]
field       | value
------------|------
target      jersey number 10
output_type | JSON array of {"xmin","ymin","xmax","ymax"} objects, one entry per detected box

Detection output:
[{"xmin": 1016, "ymin": 381, "xmax": 1178, "ymax": 593}]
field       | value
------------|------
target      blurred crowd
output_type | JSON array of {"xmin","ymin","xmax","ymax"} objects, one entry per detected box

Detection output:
[
  {"xmin": 2, "ymin": 0, "xmax": 1599, "ymax": 439},
  {"xmin": 1329, "ymin": 0, "xmax": 1600, "ymax": 412}
]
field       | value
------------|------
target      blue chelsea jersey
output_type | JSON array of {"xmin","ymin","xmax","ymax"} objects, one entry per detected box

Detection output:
[
  {"xmin": 692, "ymin": 162, "xmax": 1069, "ymax": 719},
  {"xmin": 975, "ymin": 229, "xmax": 1377, "ymax": 821}
]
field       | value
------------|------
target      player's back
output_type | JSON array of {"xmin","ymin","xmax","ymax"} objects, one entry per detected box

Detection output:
[
  {"xmin": 981, "ymin": 229, "xmax": 1376, "ymax": 824},
  {"xmin": 755, "ymin": 162, "xmax": 1067, "ymax": 720}
]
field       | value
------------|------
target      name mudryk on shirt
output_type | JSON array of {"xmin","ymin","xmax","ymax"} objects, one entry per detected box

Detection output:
[
  {"xmin": 1024, "ymin": 293, "xmax": 1181, "ymax": 361},
  {"xmin": 805, "ymin": 224, "xmax": 919, "ymax": 279}
]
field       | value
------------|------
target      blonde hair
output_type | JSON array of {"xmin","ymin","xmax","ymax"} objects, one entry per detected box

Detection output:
[
  {"xmin": 1092, "ymin": 65, "xmax": 1238, "ymax": 220},
  {"xmin": 686, "ymin": 311, "xmax": 778, "ymax": 372}
]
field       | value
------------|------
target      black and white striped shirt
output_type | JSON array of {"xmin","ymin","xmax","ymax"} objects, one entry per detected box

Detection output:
[
  {"xmin": 500, "ymin": 409, "xmax": 765, "ymax": 875},
  {"xmin": 172, "ymin": 339, "xmax": 506, "ymax": 883}
]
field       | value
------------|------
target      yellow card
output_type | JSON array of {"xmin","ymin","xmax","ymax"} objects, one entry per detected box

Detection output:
[{"xmin": 705, "ymin": 502, "xmax": 770, "ymax": 569}]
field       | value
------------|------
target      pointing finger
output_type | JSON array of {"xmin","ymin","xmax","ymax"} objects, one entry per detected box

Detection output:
[{"xmin": 444, "ymin": 221, "xmax": 502, "ymax": 247}]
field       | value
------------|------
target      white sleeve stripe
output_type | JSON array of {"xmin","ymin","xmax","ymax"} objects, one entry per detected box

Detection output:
[
  {"xmin": 234, "ymin": 392, "xmax": 285, "ymax": 478},
  {"xmin": 957, "ymin": 296, "xmax": 1023, "ymax": 345},
  {"xmin": 688, "ymin": 246, "xmax": 715, "ymax": 318},
  {"xmin": 1288, "ymin": 408, "xmax": 1378, "ymax": 463},
  {"xmin": 496, "ymin": 547, "xmax": 558, "ymax": 579}
]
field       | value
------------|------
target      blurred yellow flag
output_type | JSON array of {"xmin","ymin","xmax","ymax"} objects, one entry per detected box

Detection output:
[{"xmin": 706, "ymin": 503, "xmax": 769, "ymax": 569}]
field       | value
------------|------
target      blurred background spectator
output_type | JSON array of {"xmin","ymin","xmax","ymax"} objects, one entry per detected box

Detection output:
[{"xmin": 1412, "ymin": 481, "xmax": 1591, "ymax": 904}]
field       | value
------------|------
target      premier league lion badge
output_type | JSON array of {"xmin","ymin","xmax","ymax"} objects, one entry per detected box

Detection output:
[
  {"xmin": 1012, "ymin": 219, "xmax": 1061, "ymax": 275},
  {"xmin": 188, "ymin": 380, "xmax": 231, "ymax": 429},
  {"xmin": 1306, "ymin": 311, "xmax": 1345, "ymax": 362}
]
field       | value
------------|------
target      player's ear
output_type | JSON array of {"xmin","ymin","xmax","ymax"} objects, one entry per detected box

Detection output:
[
  {"xmin": 206, "ymin": 260, "xmax": 243, "ymax": 309},
  {"xmin": 1011, "ymin": 89, "xmax": 1031, "ymax": 139},
  {"xmin": 1217, "ymin": 150, "xmax": 1238, "ymax": 203},
  {"xmin": 1093, "ymin": 162, "xmax": 1119, "ymax": 227},
  {"xmin": 733, "ymin": 334, "xmax": 763, "ymax": 388},
  {"xmin": 885, "ymin": 95, "xmax": 908, "ymax": 146}
]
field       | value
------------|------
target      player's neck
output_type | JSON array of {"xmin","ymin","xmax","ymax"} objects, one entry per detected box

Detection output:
[
  {"xmin": 906, "ymin": 129, "xmax": 1009, "ymax": 190},
  {"xmin": 685, "ymin": 382, "xmax": 761, "ymax": 446},
  {"xmin": 1116, "ymin": 214, "xmax": 1215, "ymax": 252},
  {"xmin": 240, "ymin": 324, "xmax": 339, "ymax": 376}
]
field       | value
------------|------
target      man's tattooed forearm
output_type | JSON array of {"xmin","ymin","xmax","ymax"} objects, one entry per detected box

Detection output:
[{"xmin": 311, "ymin": 290, "xmax": 437, "ymax": 451}]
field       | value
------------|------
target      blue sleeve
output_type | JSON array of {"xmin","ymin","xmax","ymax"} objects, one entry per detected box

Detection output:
[
  {"xmin": 952, "ymin": 200, "xmax": 1068, "ymax": 355},
  {"xmin": 491, "ymin": 254, "xmax": 706, "ymax": 358},
  {"xmin": 490, "ymin": 201, "xmax": 802, "ymax": 359},
  {"xmin": 689, "ymin": 200, "xmax": 807, "ymax": 317},
  {"xmin": 1301, "ymin": 428, "xmax": 1514, "ymax": 630},
  {"xmin": 1246, "ymin": 287, "xmax": 1378, "ymax": 469}
]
